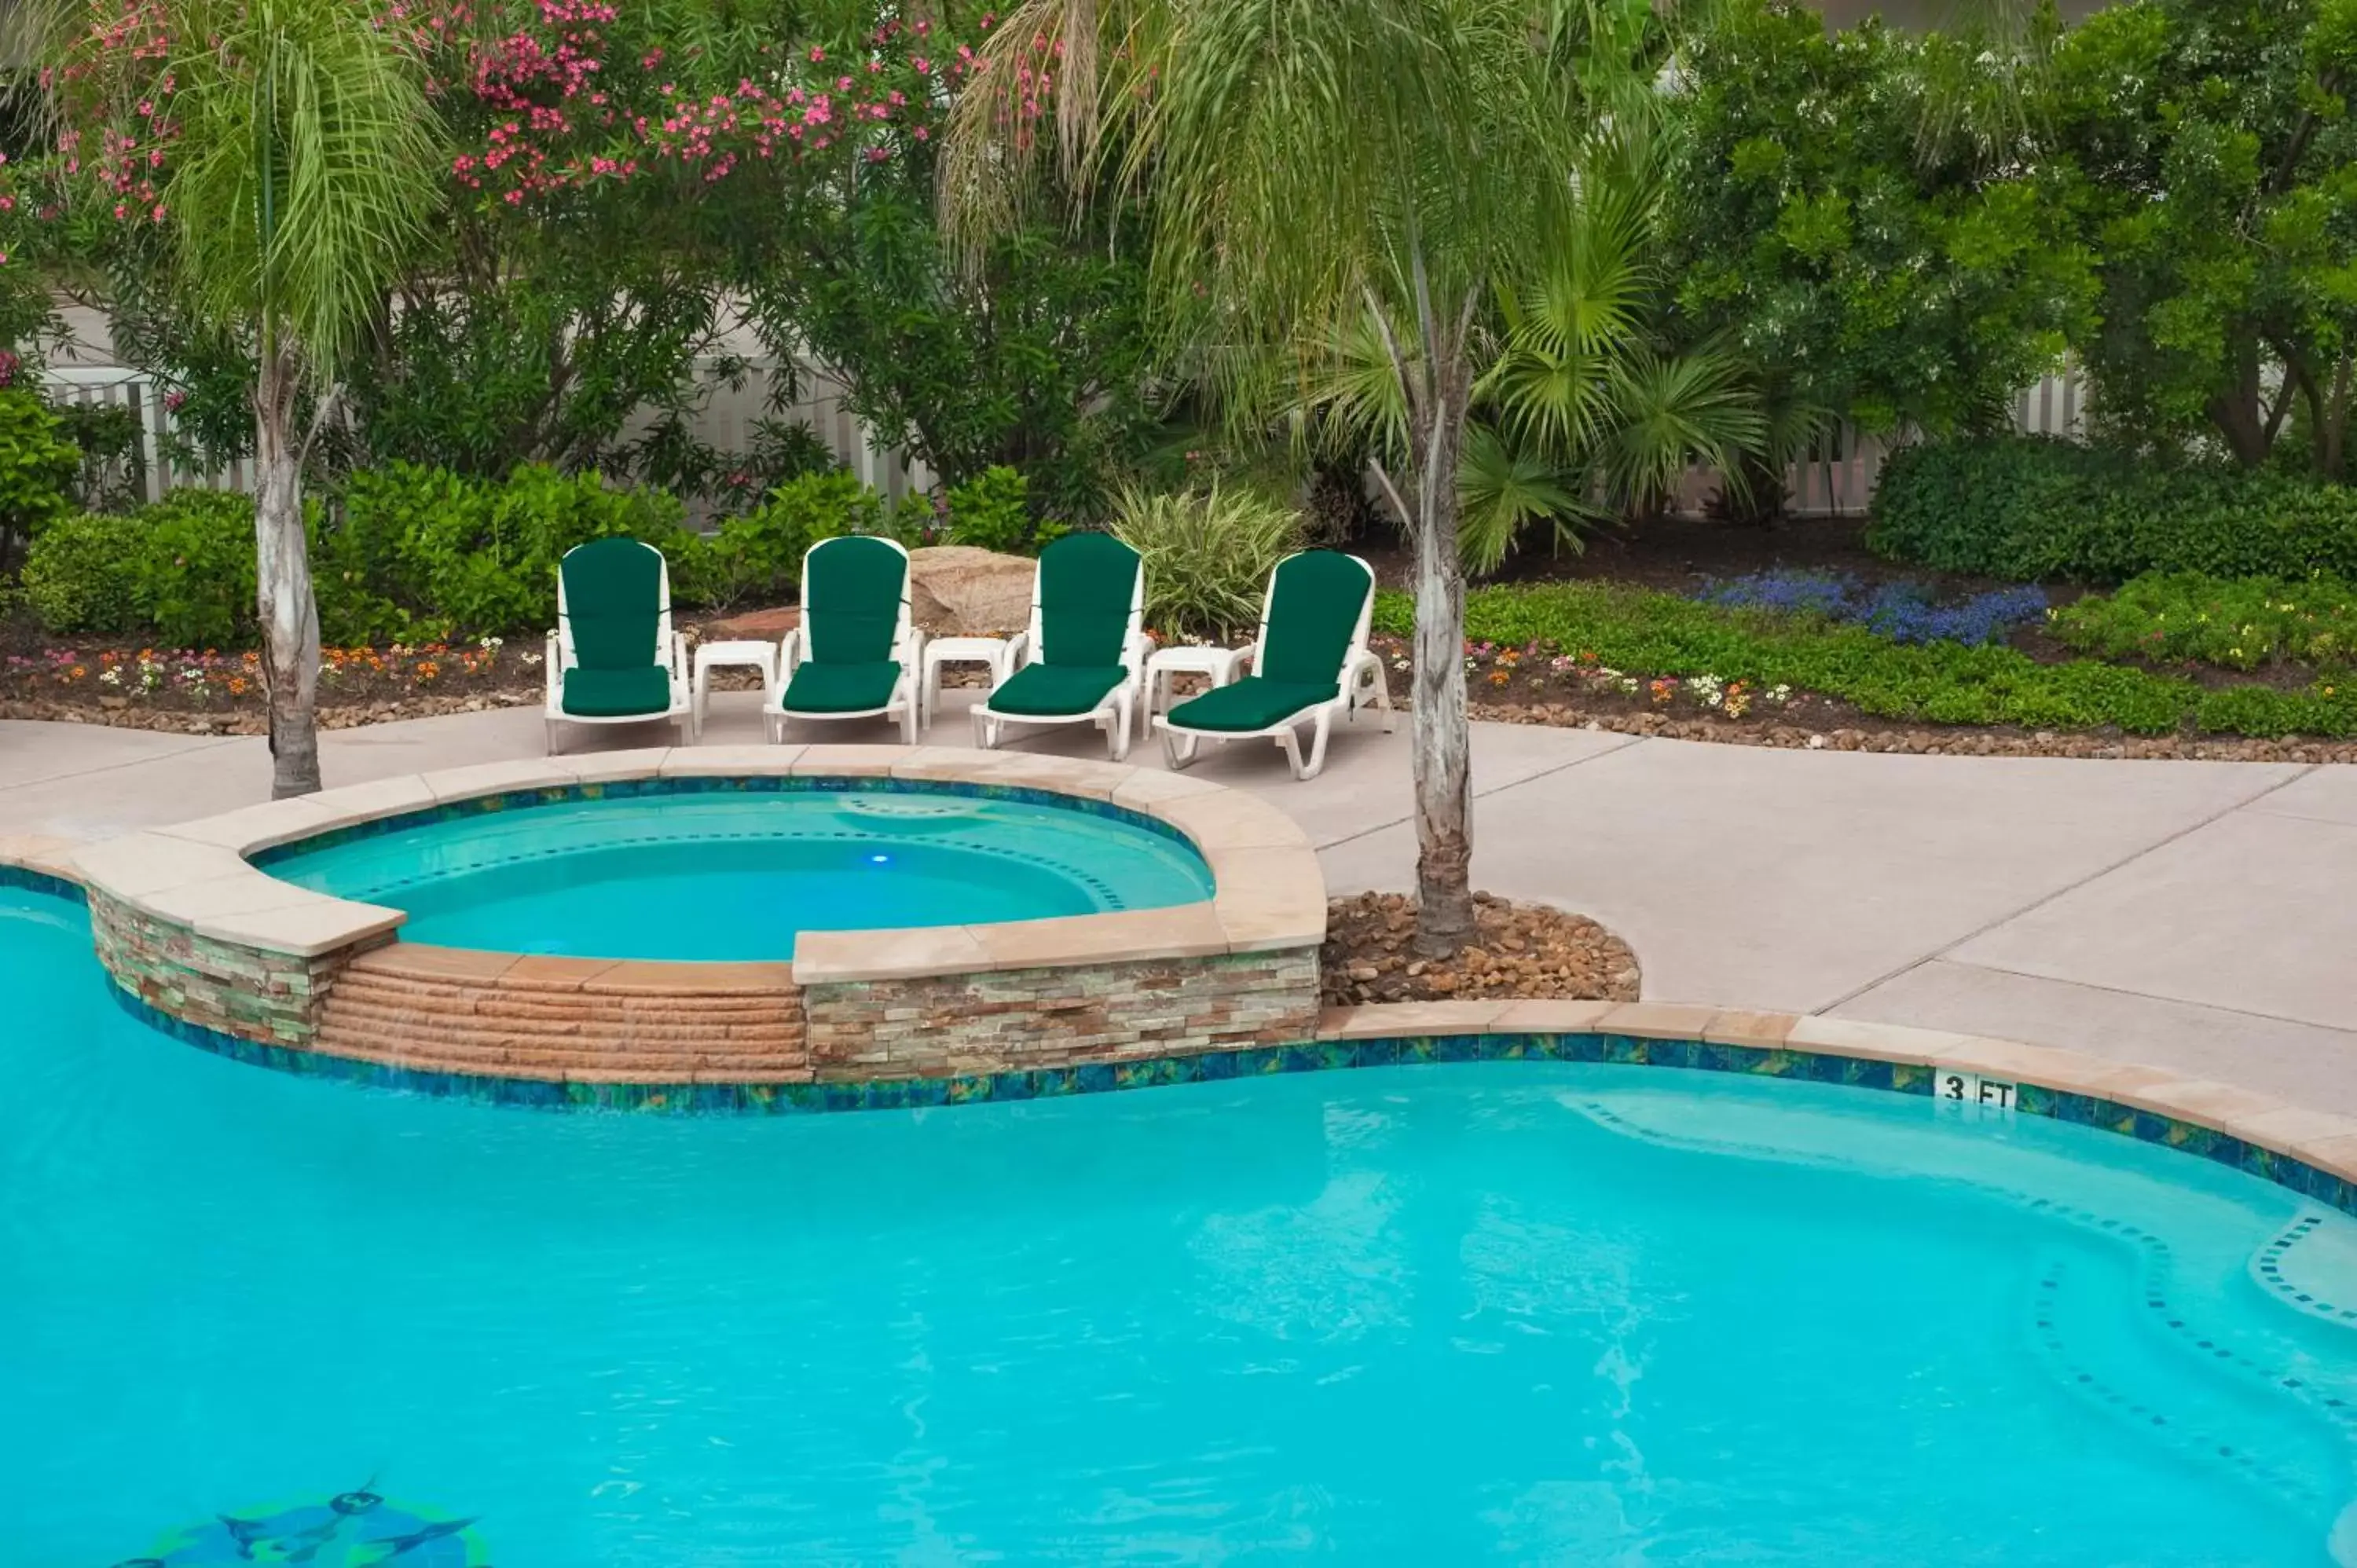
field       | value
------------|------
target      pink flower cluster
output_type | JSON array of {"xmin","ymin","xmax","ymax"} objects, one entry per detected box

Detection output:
[{"xmin": 437, "ymin": 5, "xmax": 1006, "ymax": 205}]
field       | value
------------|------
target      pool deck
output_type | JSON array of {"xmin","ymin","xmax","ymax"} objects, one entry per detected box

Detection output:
[{"xmin": 2, "ymin": 687, "xmax": 2352, "ymax": 1114}]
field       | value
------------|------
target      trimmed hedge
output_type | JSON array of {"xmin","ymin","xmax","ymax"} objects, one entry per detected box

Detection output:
[
  {"xmin": 1868, "ymin": 437, "xmax": 2357, "ymax": 584},
  {"xmin": 1373, "ymin": 581, "xmax": 2357, "ymax": 738}
]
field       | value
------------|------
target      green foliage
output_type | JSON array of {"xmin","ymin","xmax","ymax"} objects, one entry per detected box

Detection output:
[
  {"xmin": 82, "ymin": 0, "xmax": 445, "ymax": 382},
  {"xmin": 684, "ymin": 471, "xmax": 885, "ymax": 610},
  {"xmin": 1869, "ymin": 437, "xmax": 2357, "ymax": 582},
  {"xmin": 1662, "ymin": 0, "xmax": 2095, "ymax": 437},
  {"xmin": 49, "ymin": 401, "xmax": 148, "ymax": 514},
  {"xmin": 21, "ymin": 489, "xmax": 258, "ymax": 643},
  {"xmin": 1372, "ymin": 581, "xmax": 2357, "ymax": 738},
  {"xmin": 0, "ymin": 390, "xmax": 86, "ymax": 551},
  {"xmin": 944, "ymin": 466, "xmax": 1060, "ymax": 554},
  {"xmin": 134, "ymin": 489, "xmax": 259, "ymax": 647},
  {"xmin": 20, "ymin": 511, "xmax": 149, "ymax": 635},
  {"xmin": 1110, "ymin": 483, "xmax": 1304, "ymax": 642},
  {"xmin": 1310, "ymin": 134, "xmax": 1773, "ymax": 570},
  {"xmin": 329, "ymin": 463, "xmax": 689, "ymax": 643},
  {"xmin": 754, "ymin": 149, "xmax": 1157, "ymax": 521},
  {"xmin": 2051, "ymin": 571, "xmax": 2357, "ymax": 672},
  {"xmin": 2041, "ymin": 0, "xmax": 2357, "ymax": 477}
]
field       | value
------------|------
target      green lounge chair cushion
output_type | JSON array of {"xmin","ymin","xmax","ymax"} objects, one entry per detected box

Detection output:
[
  {"xmin": 1166, "ymin": 676, "xmax": 1336, "ymax": 733},
  {"xmin": 805, "ymin": 535, "xmax": 907, "ymax": 665},
  {"xmin": 561, "ymin": 664, "xmax": 673, "ymax": 717},
  {"xmin": 782, "ymin": 660, "xmax": 903, "ymax": 714},
  {"xmin": 1258, "ymin": 550, "xmax": 1369, "ymax": 687},
  {"xmin": 562, "ymin": 537, "xmax": 666, "ymax": 671},
  {"xmin": 1036, "ymin": 532, "xmax": 1139, "ymax": 669},
  {"xmin": 988, "ymin": 661, "xmax": 1126, "ymax": 718}
]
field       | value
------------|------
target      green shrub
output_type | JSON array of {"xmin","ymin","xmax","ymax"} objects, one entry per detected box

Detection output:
[
  {"xmin": 2051, "ymin": 571, "xmax": 2357, "ymax": 672},
  {"xmin": 20, "ymin": 511, "xmax": 148, "ymax": 634},
  {"xmin": 0, "ymin": 390, "xmax": 86, "ymax": 551},
  {"xmin": 1111, "ymin": 482, "xmax": 1304, "ymax": 641},
  {"xmin": 944, "ymin": 465, "xmax": 1061, "ymax": 554},
  {"xmin": 134, "ymin": 490, "xmax": 258, "ymax": 647},
  {"xmin": 1369, "ymin": 580, "xmax": 2357, "ymax": 738},
  {"xmin": 1868, "ymin": 437, "xmax": 2357, "ymax": 583},
  {"xmin": 687, "ymin": 471, "xmax": 887, "ymax": 609},
  {"xmin": 330, "ymin": 462, "xmax": 691, "ymax": 640}
]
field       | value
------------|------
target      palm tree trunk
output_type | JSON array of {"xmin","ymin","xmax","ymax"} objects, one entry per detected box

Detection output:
[
  {"xmin": 1409, "ymin": 365, "xmax": 1475, "ymax": 956},
  {"xmin": 254, "ymin": 345, "xmax": 322, "ymax": 798}
]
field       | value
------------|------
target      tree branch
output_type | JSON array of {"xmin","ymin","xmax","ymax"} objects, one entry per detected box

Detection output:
[
  {"xmin": 298, "ymin": 380, "xmax": 343, "ymax": 467},
  {"xmin": 1367, "ymin": 456, "xmax": 1413, "ymax": 530}
]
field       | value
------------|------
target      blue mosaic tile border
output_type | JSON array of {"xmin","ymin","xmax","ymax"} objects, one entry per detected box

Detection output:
[
  {"xmin": 0, "ymin": 862, "xmax": 86, "ymax": 904},
  {"xmin": 247, "ymin": 775, "xmax": 1206, "ymax": 868},
  {"xmin": 93, "ymin": 973, "xmax": 2357, "ymax": 1221}
]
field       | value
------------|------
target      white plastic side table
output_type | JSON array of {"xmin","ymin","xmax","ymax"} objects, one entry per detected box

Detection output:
[
  {"xmin": 921, "ymin": 635, "xmax": 1011, "ymax": 731},
  {"xmin": 691, "ymin": 639, "xmax": 779, "ymax": 741},
  {"xmin": 1143, "ymin": 643, "xmax": 1249, "ymax": 717}
]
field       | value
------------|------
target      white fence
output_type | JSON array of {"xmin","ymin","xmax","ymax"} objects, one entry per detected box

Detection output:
[
  {"xmin": 38, "ymin": 356, "xmax": 933, "ymax": 512},
  {"xmin": 42, "ymin": 355, "xmax": 2084, "ymax": 520},
  {"xmin": 1783, "ymin": 365, "xmax": 2089, "ymax": 516}
]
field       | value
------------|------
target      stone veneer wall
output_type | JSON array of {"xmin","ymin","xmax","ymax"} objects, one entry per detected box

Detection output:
[
  {"xmin": 88, "ymin": 888, "xmax": 378, "ymax": 1049},
  {"xmin": 314, "ymin": 948, "xmax": 807, "ymax": 1083},
  {"xmin": 801, "ymin": 947, "xmax": 1321, "ymax": 1080}
]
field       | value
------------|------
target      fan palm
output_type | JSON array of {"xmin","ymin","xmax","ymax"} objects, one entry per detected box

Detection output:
[
  {"xmin": 40, "ymin": 0, "xmax": 444, "ymax": 796},
  {"xmin": 1313, "ymin": 134, "xmax": 1772, "ymax": 574},
  {"xmin": 949, "ymin": 0, "xmax": 1651, "ymax": 951}
]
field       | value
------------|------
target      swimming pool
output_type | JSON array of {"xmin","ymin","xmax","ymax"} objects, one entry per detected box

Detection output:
[
  {"xmin": 5, "ymin": 885, "xmax": 2352, "ymax": 1565},
  {"xmin": 257, "ymin": 787, "xmax": 1217, "ymax": 961}
]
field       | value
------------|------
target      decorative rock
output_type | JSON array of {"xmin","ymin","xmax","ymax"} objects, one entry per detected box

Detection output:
[
  {"xmin": 1321, "ymin": 891, "xmax": 1643, "ymax": 1008},
  {"xmin": 907, "ymin": 545, "xmax": 1036, "ymax": 635},
  {"xmin": 704, "ymin": 606, "xmax": 800, "ymax": 641}
]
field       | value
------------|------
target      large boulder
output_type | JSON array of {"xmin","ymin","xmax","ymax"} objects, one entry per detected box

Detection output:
[{"xmin": 907, "ymin": 545, "xmax": 1036, "ymax": 636}]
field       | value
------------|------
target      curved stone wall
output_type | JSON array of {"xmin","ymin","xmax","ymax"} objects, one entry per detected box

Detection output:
[{"xmin": 66, "ymin": 744, "xmax": 1328, "ymax": 1086}]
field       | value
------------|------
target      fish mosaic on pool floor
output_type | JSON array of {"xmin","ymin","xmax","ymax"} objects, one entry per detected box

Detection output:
[{"xmin": 112, "ymin": 1489, "xmax": 488, "ymax": 1566}]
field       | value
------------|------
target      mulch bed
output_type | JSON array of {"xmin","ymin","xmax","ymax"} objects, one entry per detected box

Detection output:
[
  {"xmin": 1360, "ymin": 511, "xmax": 2052, "ymax": 600},
  {"xmin": 1321, "ymin": 891, "xmax": 1642, "ymax": 1008}
]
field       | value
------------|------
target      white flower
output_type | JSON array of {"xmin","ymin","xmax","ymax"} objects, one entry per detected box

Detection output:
[{"xmin": 1683, "ymin": 673, "xmax": 1726, "ymax": 709}]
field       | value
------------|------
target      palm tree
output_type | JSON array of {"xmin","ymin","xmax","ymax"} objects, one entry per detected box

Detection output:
[
  {"xmin": 948, "ymin": 0, "xmax": 1651, "ymax": 952},
  {"xmin": 1317, "ymin": 134, "xmax": 1774, "ymax": 574},
  {"xmin": 41, "ymin": 0, "xmax": 443, "ymax": 797}
]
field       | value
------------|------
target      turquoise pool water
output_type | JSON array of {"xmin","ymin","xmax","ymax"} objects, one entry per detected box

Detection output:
[
  {"xmin": 258, "ymin": 789, "xmax": 1216, "ymax": 961},
  {"xmin": 5, "ymin": 888, "xmax": 2355, "ymax": 1565}
]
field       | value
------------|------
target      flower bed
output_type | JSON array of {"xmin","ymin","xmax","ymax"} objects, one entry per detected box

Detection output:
[
  {"xmin": 0, "ymin": 636, "xmax": 536, "ymax": 725},
  {"xmin": 1694, "ymin": 568, "xmax": 2050, "ymax": 647},
  {"xmin": 1376, "ymin": 582, "xmax": 2357, "ymax": 741}
]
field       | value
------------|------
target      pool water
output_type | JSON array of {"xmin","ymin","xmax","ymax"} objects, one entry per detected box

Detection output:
[
  {"xmin": 5, "ymin": 889, "xmax": 2355, "ymax": 1565},
  {"xmin": 258, "ymin": 790, "xmax": 1216, "ymax": 961}
]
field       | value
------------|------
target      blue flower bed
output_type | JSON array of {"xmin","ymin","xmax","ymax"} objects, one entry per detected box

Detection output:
[{"xmin": 1693, "ymin": 569, "xmax": 2049, "ymax": 647}]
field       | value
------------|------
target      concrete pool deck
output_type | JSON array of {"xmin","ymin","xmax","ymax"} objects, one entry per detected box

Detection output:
[{"xmin": 2, "ymin": 687, "xmax": 2352, "ymax": 1113}]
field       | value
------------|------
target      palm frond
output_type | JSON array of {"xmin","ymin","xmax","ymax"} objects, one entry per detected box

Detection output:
[
  {"xmin": 1600, "ymin": 344, "xmax": 1769, "ymax": 514},
  {"xmin": 53, "ymin": 0, "xmax": 445, "ymax": 383},
  {"xmin": 1457, "ymin": 421, "xmax": 1595, "ymax": 576}
]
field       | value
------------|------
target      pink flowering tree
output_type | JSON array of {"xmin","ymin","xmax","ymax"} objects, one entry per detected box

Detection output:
[
  {"xmin": 322, "ymin": 2, "xmax": 966, "ymax": 494},
  {"xmin": 39, "ymin": 0, "xmax": 445, "ymax": 796}
]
